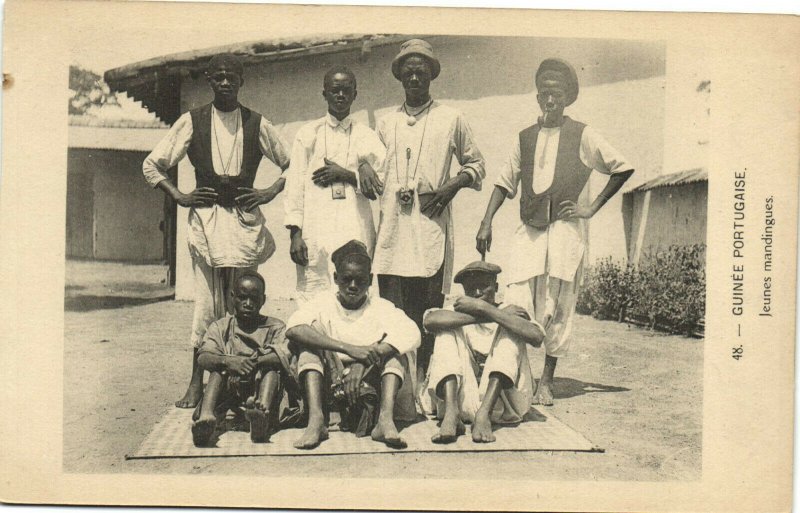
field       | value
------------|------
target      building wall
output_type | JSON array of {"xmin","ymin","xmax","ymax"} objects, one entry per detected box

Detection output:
[
  {"xmin": 626, "ymin": 181, "xmax": 708, "ymax": 263},
  {"xmin": 67, "ymin": 148, "xmax": 164, "ymax": 262},
  {"xmin": 174, "ymin": 36, "xmax": 667, "ymax": 299},
  {"xmin": 641, "ymin": 182, "xmax": 708, "ymax": 253},
  {"xmin": 66, "ymin": 151, "xmax": 94, "ymax": 258}
]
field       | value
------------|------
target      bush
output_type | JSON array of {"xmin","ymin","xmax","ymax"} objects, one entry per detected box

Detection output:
[{"xmin": 577, "ymin": 244, "xmax": 706, "ymax": 336}]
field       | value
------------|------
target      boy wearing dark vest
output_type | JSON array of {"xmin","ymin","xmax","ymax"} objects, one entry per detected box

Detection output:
[
  {"xmin": 476, "ymin": 58, "xmax": 634, "ymax": 405},
  {"xmin": 143, "ymin": 53, "xmax": 290, "ymax": 409}
]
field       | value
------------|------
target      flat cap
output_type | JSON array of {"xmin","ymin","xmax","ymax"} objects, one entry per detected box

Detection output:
[{"xmin": 453, "ymin": 260, "xmax": 502, "ymax": 284}]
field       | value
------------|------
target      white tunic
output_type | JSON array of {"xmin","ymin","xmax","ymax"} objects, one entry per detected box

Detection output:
[
  {"xmin": 142, "ymin": 106, "xmax": 290, "ymax": 267},
  {"xmin": 374, "ymin": 101, "xmax": 485, "ymax": 294},
  {"xmin": 283, "ymin": 113, "xmax": 385, "ymax": 257}
]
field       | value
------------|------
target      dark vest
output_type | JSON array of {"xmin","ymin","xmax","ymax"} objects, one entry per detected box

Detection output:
[
  {"xmin": 187, "ymin": 103, "xmax": 263, "ymax": 207},
  {"xmin": 519, "ymin": 117, "xmax": 592, "ymax": 228}
]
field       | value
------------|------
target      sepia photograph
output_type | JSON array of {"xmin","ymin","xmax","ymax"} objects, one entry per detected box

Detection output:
[{"xmin": 1, "ymin": 2, "xmax": 796, "ymax": 511}]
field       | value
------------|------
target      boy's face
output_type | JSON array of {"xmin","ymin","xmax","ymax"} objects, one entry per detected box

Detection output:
[
  {"xmin": 536, "ymin": 78, "xmax": 568, "ymax": 121},
  {"xmin": 334, "ymin": 259, "xmax": 372, "ymax": 310},
  {"xmin": 460, "ymin": 273, "xmax": 498, "ymax": 304},
  {"xmin": 323, "ymin": 72, "xmax": 356, "ymax": 117},
  {"xmin": 207, "ymin": 65, "xmax": 243, "ymax": 102},
  {"xmin": 400, "ymin": 56, "xmax": 432, "ymax": 99},
  {"xmin": 232, "ymin": 276, "xmax": 265, "ymax": 320}
]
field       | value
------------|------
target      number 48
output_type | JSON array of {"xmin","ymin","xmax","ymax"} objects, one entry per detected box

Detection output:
[{"xmin": 732, "ymin": 345, "xmax": 743, "ymax": 360}]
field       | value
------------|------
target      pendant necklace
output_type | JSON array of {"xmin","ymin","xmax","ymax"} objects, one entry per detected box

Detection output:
[
  {"xmin": 394, "ymin": 101, "xmax": 431, "ymax": 191},
  {"xmin": 212, "ymin": 106, "xmax": 241, "ymax": 176},
  {"xmin": 403, "ymin": 98, "xmax": 433, "ymax": 126},
  {"xmin": 323, "ymin": 119, "xmax": 352, "ymax": 166}
]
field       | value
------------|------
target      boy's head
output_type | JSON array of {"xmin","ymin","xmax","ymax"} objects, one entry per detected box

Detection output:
[
  {"xmin": 454, "ymin": 261, "xmax": 502, "ymax": 304},
  {"xmin": 231, "ymin": 270, "xmax": 266, "ymax": 321},
  {"xmin": 205, "ymin": 53, "xmax": 244, "ymax": 103},
  {"xmin": 535, "ymin": 58, "xmax": 579, "ymax": 125},
  {"xmin": 323, "ymin": 66, "xmax": 357, "ymax": 119},
  {"xmin": 331, "ymin": 240, "xmax": 372, "ymax": 310}
]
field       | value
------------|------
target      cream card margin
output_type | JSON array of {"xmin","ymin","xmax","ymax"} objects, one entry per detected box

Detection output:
[{"xmin": 1, "ymin": 1, "xmax": 798, "ymax": 511}]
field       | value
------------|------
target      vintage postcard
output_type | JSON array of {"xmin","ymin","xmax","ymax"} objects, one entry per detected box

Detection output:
[{"xmin": 0, "ymin": 1, "xmax": 797, "ymax": 511}]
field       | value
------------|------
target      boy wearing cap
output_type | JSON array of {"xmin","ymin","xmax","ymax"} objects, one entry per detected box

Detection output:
[
  {"xmin": 284, "ymin": 66, "xmax": 385, "ymax": 303},
  {"xmin": 476, "ymin": 58, "xmax": 634, "ymax": 405},
  {"xmin": 424, "ymin": 261, "xmax": 544, "ymax": 443},
  {"xmin": 374, "ymin": 39, "xmax": 486, "ymax": 378},
  {"xmin": 286, "ymin": 240, "xmax": 421, "ymax": 449},
  {"xmin": 143, "ymin": 53, "xmax": 291, "ymax": 409},
  {"xmin": 192, "ymin": 271, "xmax": 299, "ymax": 447}
]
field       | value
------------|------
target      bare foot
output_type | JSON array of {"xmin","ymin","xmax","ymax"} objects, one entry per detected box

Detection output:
[
  {"xmin": 176, "ymin": 384, "xmax": 203, "ymax": 409},
  {"xmin": 471, "ymin": 411, "xmax": 495, "ymax": 443},
  {"xmin": 245, "ymin": 407, "xmax": 271, "ymax": 443},
  {"xmin": 431, "ymin": 413, "xmax": 465, "ymax": 444},
  {"xmin": 533, "ymin": 381, "xmax": 554, "ymax": 406},
  {"xmin": 371, "ymin": 415, "xmax": 407, "ymax": 449},
  {"xmin": 293, "ymin": 418, "xmax": 328, "ymax": 449},
  {"xmin": 191, "ymin": 417, "xmax": 216, "ymax": 447}
]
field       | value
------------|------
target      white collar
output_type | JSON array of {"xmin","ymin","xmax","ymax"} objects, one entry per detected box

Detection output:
[{"xmin": 326, "ymin": 112, "xmax": 352, "ymax": 130}]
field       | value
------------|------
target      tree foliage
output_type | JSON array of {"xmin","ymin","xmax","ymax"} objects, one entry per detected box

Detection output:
[{"xmin": 69, "ymin": 65, "xmax": 119, "ymax": 115}]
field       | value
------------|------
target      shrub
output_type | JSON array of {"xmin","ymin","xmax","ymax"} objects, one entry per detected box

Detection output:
[{"xmin": 577, "ymin": 244, "xmax": 706, "ymax": 336}]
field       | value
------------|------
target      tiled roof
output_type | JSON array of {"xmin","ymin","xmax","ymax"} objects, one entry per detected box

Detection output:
[
  {"xmin": 68, "ymin": 117, "xmax": 168, "ymax": 151},
  {"xmin": 68, "ymin": 115, "xmax": 166, "ymax": 129}
]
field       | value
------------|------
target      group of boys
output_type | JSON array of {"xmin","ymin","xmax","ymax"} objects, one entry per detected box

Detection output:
[{"xmin": 143, "ymin": 39, "xmax": 634, "ymax": 449}]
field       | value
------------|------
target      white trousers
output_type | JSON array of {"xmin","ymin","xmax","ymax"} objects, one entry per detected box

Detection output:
[
  {"xmin": 425, "ymin": 327, "xmax": 533, "ymax": 424},
  {"xmin": 504, "ymin": 263, "xmax": 583, "ymax": 359}
]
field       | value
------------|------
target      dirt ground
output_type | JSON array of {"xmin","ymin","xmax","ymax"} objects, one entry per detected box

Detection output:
[{"xmin": 64, "ymin": 260, "xmax": 702, "ymax": 480}]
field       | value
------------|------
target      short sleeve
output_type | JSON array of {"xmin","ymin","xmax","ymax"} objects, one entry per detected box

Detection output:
[
  {"xmin": 379, "ymin": 299, "xmax": 421, "ymax": 355},
  {"xmin": 142, "ymin": 112, "xmax": 193, "ymax": 188},
  {"xmin": 421, "ymin": 304, "xmax": 454, "ymax": 334},
  {"xmin": 259, "ymin": 117, "xmax": 291, "ymax": 170},
  {"xmin": 580, "ymin": 126, "xmax": 634, "ymax": 175},
  {"xmin": 286, "ymin": 295, "xmax": 324, "ymax": 331},
  {"xmin": 197, "ymin": 319, "xmax": 227, "ymax": 356},
  {"xmin": 494, "ymin": 139, "xmax": 523, "ymax": 199}
]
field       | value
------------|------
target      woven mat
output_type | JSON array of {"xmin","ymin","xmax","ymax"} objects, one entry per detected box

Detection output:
[{"xmin": 127, "ymin": 407, "xmax": 601, "ymax": 459}]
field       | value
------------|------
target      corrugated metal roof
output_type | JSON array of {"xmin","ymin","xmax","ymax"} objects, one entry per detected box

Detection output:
[
  {"xmin": 626, "ymin": 168, "xmax": 708, "ymax": 194},
  {"xmin": 69, "ymin": 115, "xmax": 166, "ymax": 129},
  {"xmin": 104, "ymin": 33, "xmax": 407, "ymax": 122},
  {"xmin": 69, "ymin": 122, "xmax": 168, "ymax": 151}
]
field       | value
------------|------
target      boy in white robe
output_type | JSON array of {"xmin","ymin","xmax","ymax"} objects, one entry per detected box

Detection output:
[
  {"xmin": 424, "ymin": 261, "xmax": 545, "ymax": 443},
  {"xmin": 286, "ymin": 240, "xmax": 420, "ymax": 449}
]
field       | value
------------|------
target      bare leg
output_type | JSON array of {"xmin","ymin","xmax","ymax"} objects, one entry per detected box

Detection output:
[
  {"xmin": 246, "ymin": 371, "xmax": 280, "ymax": 443},
  {"xmin": 176, "ymin": 349, "xmax": 204, "ymax": 408},
  {"xmin": 371, "ymin": 373, "xmax": 407, "ymax": 449},
  {"xmin": 192, "ymin": 371, "xmax": 223, "ymax": 447},
  {"xmin": 533, "ymin": 355, "xmax": 557, "ymax": 406},
  {"xmin": 294, "ymin": 371, "xmax": 328, "ymax": 449},
  {"xmin": 473, "ymin": 372, "xmax": 509, "ymax": 443},
  {"xmin": 431, "ymin": 375, "xmax": 465, "ymax": 444}
]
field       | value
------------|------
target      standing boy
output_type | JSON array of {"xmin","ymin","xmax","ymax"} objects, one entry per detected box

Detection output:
[
  {"xmin": 476, "ymin": 58, "xmax": 634, "ymax": 405},
  {"xmin": 143, "ymin": 53, "xmax": 290, "ymax": 408},
  {"xmin": 192, "ymin": 271, "xmax": 298, "ymax": 447},
  {"xmin": 374, "ymin": 39, "xmax": 485, "ymax": 377},
  {"xmin": 286, "ymin": 240, "xmax": 420, "ymax": 450},
  {"xmin": 284, "ymin": 66, "xmax": 385, "ymax": 302},
  {"xmin": 424, "ymin": 261, "xmax": 544, "ymax": 443}
]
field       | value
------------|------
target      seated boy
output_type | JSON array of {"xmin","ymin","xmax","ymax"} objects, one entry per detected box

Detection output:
[
  {"xmin": 192, "ymin": 271, "xmax": 298, "ymax": 447},
  {"xmin": 423, "ymin": 261, "xmax": 545, "ymax": 444},
  {"xmin": 286, "ymin": 240, "xmax": 420, "ymax": 450}
]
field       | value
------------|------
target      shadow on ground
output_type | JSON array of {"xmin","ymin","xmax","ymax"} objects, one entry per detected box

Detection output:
[
  {"xmin": 549, "ymin": 377, "xmax": 631, "ymax": 400},
  {"xmin": 65, "ymin": 294, "xmax": 174, "ymax": 312}
]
